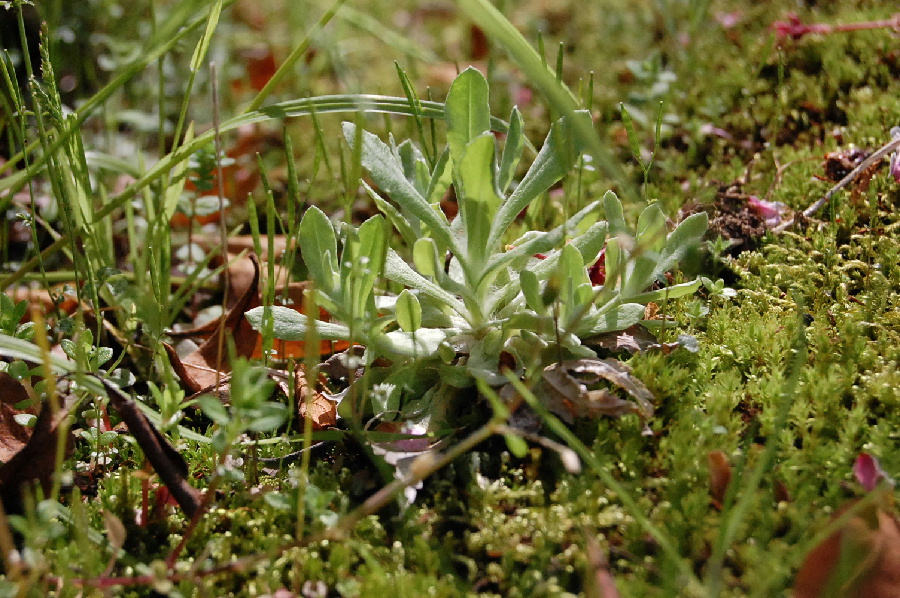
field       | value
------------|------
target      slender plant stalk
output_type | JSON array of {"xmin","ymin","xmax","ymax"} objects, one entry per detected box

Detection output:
[
  {"xmin": 246, "ymin": 0, "xmax": 348, "ymax": 113},
  {"xmin": 502, "ymin": 372, "xmax": 700, "ymax": 588},
  {"xmin": 704, "ymin": 314, "xmax": 808, "ymax": 595},
  {"xmin": 454, "ymin": 0, "xmax": 636, "ymax": 202}
]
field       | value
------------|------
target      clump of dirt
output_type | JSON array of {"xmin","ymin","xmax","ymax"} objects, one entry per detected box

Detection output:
[
  {"xmin": 820, "ymin": 147, "xmax": 872, "ymax": 182},
  {"xmin": 680, "ymin": 184, "xmax": 772, "ymax": 256}
]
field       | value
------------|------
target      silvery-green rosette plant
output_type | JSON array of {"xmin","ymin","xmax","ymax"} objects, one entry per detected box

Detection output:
[{"xmin": 248, "ymin": 67, "xmax": 707, "ymax": 416}]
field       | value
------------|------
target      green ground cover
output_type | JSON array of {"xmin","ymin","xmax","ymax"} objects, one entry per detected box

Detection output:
[{"xmin": 0, "ymin": 0, "xmax": 899, "ymax": 596}]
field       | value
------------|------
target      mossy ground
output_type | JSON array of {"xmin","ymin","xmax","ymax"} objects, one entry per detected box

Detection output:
[{"xmin": 3, "ymin": 0, "xmax": 900, "ymax": 596}]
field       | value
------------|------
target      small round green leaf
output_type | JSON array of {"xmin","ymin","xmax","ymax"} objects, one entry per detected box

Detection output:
[{"xmin": 395, "ymin": 290, "xmax": 422, "ymax": 332}]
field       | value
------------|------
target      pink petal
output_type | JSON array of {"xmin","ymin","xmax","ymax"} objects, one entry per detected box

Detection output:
[{"xmin": 854, "ymin": 453, "xmax": 895, "ymax": 492}]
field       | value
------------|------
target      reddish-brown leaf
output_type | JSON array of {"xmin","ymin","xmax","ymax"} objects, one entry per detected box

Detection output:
[
  {"xmin": 469, "ymin": 24, "xmax": 489, "ymax": 60},
  {"xmin": 794, "ymin": 499, "xmax": 900, "ymax": 598},
  {"xmin": 295, "ymin": 372, "xmax": 336, "ymax": 432},
  {"xmin": 708, "ymin": 450, "xmax": 732, "ymax": 510},
  {"xmin": 0, "ymin": 373, "xmax": 71, "ymax": 513},
  {"xmin": 166, "ymin": 255, "xmax": 263, "ymax": 393},
  {"xmin": 0, "ymin": 372, "xmax": 36, "ymax": 462}
]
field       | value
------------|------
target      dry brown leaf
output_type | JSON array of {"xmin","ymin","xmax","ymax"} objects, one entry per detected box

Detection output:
[
  {"xmin": 169, "ymin": 254, "xmax": 348, "ymax": 362},
  {"xmin": 9, "ymin": 285, "xmax": 81, "ymax": 318},
  {"xmin": 294, "ymin": 365, "xmax": 336, "ymax": 431},
  {"xmin": 503, "ymin": 359, "xmax": 655, "ymax": 429},
  {"xmin": 0, "ymin": 372, "xmax": 37, "ymax": 462},
  {"xmin": 586, "ymin": 324, "xmax": 662, "ymax": 355},
  {"xmin": 0, "ymin": 373, "xmax": 71, "ymax": 514},
  {"xmin": 708, "ymin": 450, "xmax": 732, "ymax": 510},
  {"xmin": 794, "ymin": 498, "xmax": 900, "ymax": 598},
  {"xmin": 539, "ymin": 359, "xmax": 655, "ymax": 423},
  {"xmin": 166, "ymin": 254, "xmax": 263, "ymax": 393},
  {"xmin": 583, "ymin": 529, "xmax": 621, "ymax": 598}
]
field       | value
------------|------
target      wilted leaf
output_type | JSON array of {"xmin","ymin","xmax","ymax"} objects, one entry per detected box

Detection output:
[
  {"xmin": 0, "ymin": 372, "xmax": 72, "ymax": 514},
  {"xmin": 854, "ymin": 453, "xmax": 894, "ymax": 492},
  {"xmin": 294, "ymin": 365, "xmax": 336, "ymax": 431},
  {"xmin": 369, "ymin": 420, "xmax": 434, "ymax": 504},
  {"xmin": 586, "ymin": 325, "xmax": 662, "ymax": 354},
  {"xmin": 535, "ymin": 359, "xmax": 655, "ymax": 424},
  {"xmin": 586, "ymin": 325, "xmax": 697, "ymax": 356},
  {"xmin": 583, "ymin": 529, "xmax": 621, "ymax": 598},
  {"xmin": 794, "ymin": 500, "xmax": 900, "ymax": 598},
  {"xmin": 166, "ymin": 254, "xmax": 262, "ymax": 393},
  {"xmin": 102, "ymin": 509, "xmax": 127, "ymax": 554},
  {"xmin": 0, "ymin": 372, "xmax": 36, "ymax": 462},
  {"xmin": 708, "ymin": 450, "xmax": 732, "ymax": 510}
]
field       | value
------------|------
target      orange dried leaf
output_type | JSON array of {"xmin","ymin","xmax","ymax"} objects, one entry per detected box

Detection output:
[
  {"xmin": 0, "ymin": 373, "xmax": 71, "ymax": 513},
  {"xmin": 794, "ymin": 500, "xmax": 900, "ymax": 598},
  {"xmin": 294, "ymin": 365, "xmax": 336, "ymax": 430},
  {"xmin": 297, "ymin": 395, "xmax": 337, "ymax": 431},
  {"xmin": 166, "ymin": 255, "xmax": 262, "ymax": 393},
  {"xmin": 708, "ymin": 450, "xmax": 732, "ymax": 510}
]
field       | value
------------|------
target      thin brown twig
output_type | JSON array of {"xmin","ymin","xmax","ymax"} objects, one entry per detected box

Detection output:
[
  {"xmin": 772, "ymin": 133, "xmax": 900, "ymax": 234},
  {"xmin": 62, "ymin": 418, "xmax": 503, "ymax": 590},
  {"xmin": 96, "ymin": 377, "xmax": 202, "ymax": 518},
  {"xmin": 211, "ymin": 61, "xmax": 230, "ymax": 394}
]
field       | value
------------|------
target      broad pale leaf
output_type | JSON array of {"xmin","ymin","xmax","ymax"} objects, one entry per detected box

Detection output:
[
  {"xmin": 298, "ymin": 206, "xmax": 338, "ymax": 294},
  {"xmin": 445, "ymin": 67, "xmax": 491, "ymax": 164},
  {"xmin": 396, "ymin": 290, "xmax": 423, "ymax": 332},
  {"xmin": 245, "ymin": 306, "xmax": 351, "ymax": 341},
  {"xmin": 456, "ymin": 133, "xmax": 501, "ymax": 273}
]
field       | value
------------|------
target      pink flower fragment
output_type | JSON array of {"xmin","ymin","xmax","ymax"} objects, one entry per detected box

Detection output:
[
  {"xmin": 772, "ymin": 12, "xmax": 900, "ymax": 43},
  {"xmin": 771, "ymin": 13, "xmax": 829, "ymax": 41},
  {"xmin": 891, "ymin": 127, "xmax": 900, "ymax": 184},
  {"xmin": 747, "ymin": 196, "xmax": 788, "ymax": 227},
  {"xmin": 589, "ymin": 248, "xmax": 607, "ymax": 286},
  {"xmin": 854, "ymin": 453, "xmax": 895, "ymax": 492}
]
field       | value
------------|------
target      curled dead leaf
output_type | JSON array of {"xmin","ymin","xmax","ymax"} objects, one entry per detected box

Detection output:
[
  {"xmin": 294, "ymin": 365, "xmax": 336, "ymax": 431},
  {"xmin": 165, "ymin": 255, "xmax": 261, "ymax": 393},
  {"xmin": 0, "ymin": 372, "xmax": 72, "ymax": 514},
  {"xmin": 708, "ymin": 450, "xmax": 732, "ymax": 510},
  {"xmin": 503, "ymin": 359, "xmax": 655, "ymax": 428},
  {"xmin": 794, "ymin": 498, "xmax": 900, "ymax": 598},
  {"xmin": 586, "ymin": 325, "xmax": 696, "ymax": 355}
]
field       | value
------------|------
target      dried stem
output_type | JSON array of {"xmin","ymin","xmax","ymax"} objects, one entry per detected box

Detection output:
[
  {"xmin": 96, "ymin": 377, "xmax": 202, "ymax": 518},
  {"xmin": 772, "ymin": 133, "xmax": 900, "ymax": 234}
]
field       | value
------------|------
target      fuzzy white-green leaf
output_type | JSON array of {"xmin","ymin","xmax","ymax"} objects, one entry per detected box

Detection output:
[
  {"xmin": 445, "ymin": 67, "xmax": 491, "ymax": 163},
  {"xmin": 299, "ymin": 206, "xmax": 339, "ymax": 295},
  {"xmin": 245, "ymin": 306, "xmax": 351, "ymax": 341},
  {"xmin": 498, "ymin": 106, "xmax": 524, "ymax": 193},
  {"xmin": 456, "ymin": 133, "xmax": 501, "ymax": 273},
  {"xmin": 344, "ymin": 122, "xmax": 458, "ymax": 256},
  {"xmin": 384, "ymin": 250, "xmax": 469, "ymax": 320},
  {"xmin": 487, "ymin": 111, "xmax": 592, "ymax": 254},
  {"xmin": 396, "ymin": 289, "xmax": 423, "ymax": 332}
]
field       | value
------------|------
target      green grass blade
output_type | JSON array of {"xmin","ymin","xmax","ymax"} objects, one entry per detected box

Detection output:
[{"xmin": 454, "ymin": 0, "xmax": 635, "ymax": 201}]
